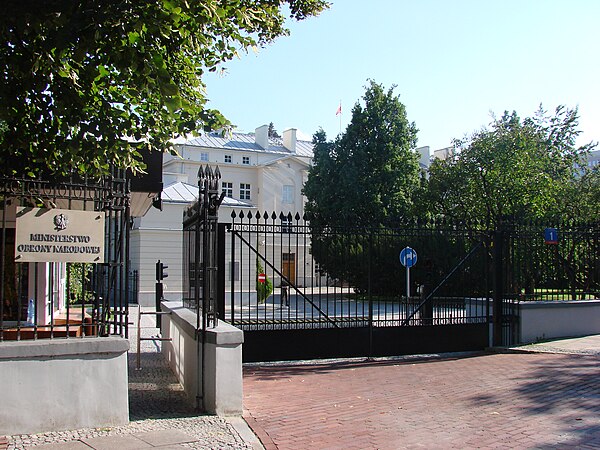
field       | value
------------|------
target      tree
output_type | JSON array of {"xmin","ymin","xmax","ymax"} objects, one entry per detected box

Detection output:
[
  {"xmin": 304, "ymin": 80, "xmax": 422, "ymax": 228},
  {"xmin": 303, "ymin": 81, "xmax": 423, "ymax": 294},
  {"xmin": 0, "ymin": 0, "xmax": 328, "ymax": 178},
  {"xmin": 268, "ymin": 122, "xmax": 281, "ymax": 139},
  {"xmin": 427, "ymin": 106, "xmax": 599, "ymax": 299},
  {"xmin": 427, "ymin": 106, "xmax": 596, "ymax": 227}
]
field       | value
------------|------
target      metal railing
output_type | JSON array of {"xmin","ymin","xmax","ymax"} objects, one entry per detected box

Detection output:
[{"xmin": 135, "ymin": 305, "xmax": 171, "ymax": 370}]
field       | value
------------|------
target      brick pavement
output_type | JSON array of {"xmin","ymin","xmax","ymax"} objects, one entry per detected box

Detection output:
[{"xmin": 243, "ymin": 352, "xmax": 600, "ymax": 449}]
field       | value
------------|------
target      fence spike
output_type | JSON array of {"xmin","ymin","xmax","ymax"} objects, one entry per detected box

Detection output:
[
  {"xmin": 271, "ymin": 211, "xmax": 277, "ymax": 220},
  {"xmin": 295, "ymin": 212, "xmax": 301, "ymax": 221},
  {"xmin": 263, "ymin": 211, "xmax": 269, "ymax": 220}
]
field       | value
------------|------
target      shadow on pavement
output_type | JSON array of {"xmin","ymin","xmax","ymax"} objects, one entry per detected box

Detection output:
[
  {"xmin": 469, "ymin": 353, "xmax": 600, "ymax": 448},
  {"xmin": 244, "ymin": 350, "xmax": 488, "ymax": 381}
]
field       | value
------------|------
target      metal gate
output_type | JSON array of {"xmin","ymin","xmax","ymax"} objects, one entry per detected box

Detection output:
[
  {"xmin": 181, "ymin": 166, "xmax": 599, "ymax": 363},
  {"xmin": 225, "ymin": 212, "xmax": 492, "ymax": 362}
]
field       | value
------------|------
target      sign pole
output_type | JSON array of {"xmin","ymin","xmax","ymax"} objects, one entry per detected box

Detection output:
[{"xmin": 400, "ymin": 246, "xmax": 417, "ymax": 300}]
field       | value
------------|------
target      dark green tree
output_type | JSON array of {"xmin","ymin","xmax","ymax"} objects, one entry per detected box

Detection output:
[
  {"xmin": 0, "ymin": 0, "xmax": 328, "ymax": 178},
  {"xmin": 304, "ymin": 80, "xmax": 422, "ymax": 228},
  {"xmin": 303, "ymin": 81, "xmax": 424, "ymax": 294},
  {"xmin": 268, "ymin": 122, "xmax": 281, "ymax": 139}
]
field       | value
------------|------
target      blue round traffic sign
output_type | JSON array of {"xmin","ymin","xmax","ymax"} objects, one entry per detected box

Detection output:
[{"xmin": 399, "ymin": 247, "xmax": 417, "ymax": 268}]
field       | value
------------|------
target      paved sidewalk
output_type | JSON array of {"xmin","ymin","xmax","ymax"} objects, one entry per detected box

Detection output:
[
  {"xmin": 243, "ymin": 337, "xmax": 600, "ymax": 449},
  {"xmin": 4, "ymin": 306, "xmax": 261, "ymax": 450},
  {"xmin": 510, "ymin": 333, "xmax": 600, "ymax": 356}
]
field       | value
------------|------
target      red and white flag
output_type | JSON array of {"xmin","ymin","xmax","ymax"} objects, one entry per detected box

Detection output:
[{"xmin": 335, "ymin": 102, "xmax": 342, "ymax": 116}]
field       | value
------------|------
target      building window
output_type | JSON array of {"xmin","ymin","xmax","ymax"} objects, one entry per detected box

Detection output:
[
  {"xmin": 242, "ymin": 156, "xmax": 250, "ymax": 165},
  {"xmin": 222, "ymin": 182, "xmax": 233, "ymax": 197},
  {"xmin": 240, "ymin": 183, "xmax": 251, "ymax": 200},
  {"xmin": 224, "ymin": 154, "xmax": 232, "ymax": 163},
  {"xmin": 200, "ymin": 152, "xmax": 209, "ymax": 161},
  {"xmin": 282, "ymin": 185, "xmax": 294, "ymax": 204}
]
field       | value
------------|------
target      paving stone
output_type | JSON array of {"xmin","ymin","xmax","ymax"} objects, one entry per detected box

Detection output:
[
  {"xmin": 81, "ymin": 434, "xmax": 152, "ymax": 450},
  {"xmin": 134, "ymin": 430, "xmax": 195, "ymax": 447}
]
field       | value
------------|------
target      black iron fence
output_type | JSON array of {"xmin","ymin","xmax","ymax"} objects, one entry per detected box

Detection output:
[
  {"xmin": 179, "ymin": 167, "xmax": 599, "ymax": 359},
  {"xmin": 222, "ymin": 213, "xmax": 598, "ymax": 345},
  {"xmin": 0, "ymin": 172, "xmax": 131, "ymax": 340},
  {"xmin": 225, "ymin": 212, "xmax": 491, "ymax": 331},
  {"xmin": 501, "ymin": 220, "xmax": 600, "ymax": 302}
]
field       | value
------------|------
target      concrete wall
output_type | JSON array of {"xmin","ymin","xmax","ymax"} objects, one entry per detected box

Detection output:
[
  {"xmin": 0, "ymin": 337, "xmax": 129, "ymax": 435},
  {"xmin": 161, "ymin": 301, "xmax": 243, "ymax": 415},
  {"xmin": 519, "ymin": 299, "xmax": 600, "ymax": 344},
  {"xmin": 131, "ymin": 201, "xmax": 186, "ymax": 306}
]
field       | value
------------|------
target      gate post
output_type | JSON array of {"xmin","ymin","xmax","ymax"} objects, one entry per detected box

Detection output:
[{"xmin": 492, "ymin": 220, "xmax": 504, "ymax": 346}]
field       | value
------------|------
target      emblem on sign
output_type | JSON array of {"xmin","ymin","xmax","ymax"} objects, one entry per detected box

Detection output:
[{"xmin": 53, "ymin": 213, "xmax": 69, "ymax": 231}]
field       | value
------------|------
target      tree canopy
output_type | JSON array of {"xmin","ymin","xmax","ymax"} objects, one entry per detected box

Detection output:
[
  {"xmin": 303, "ymin": 80, "xmax": 422, "ymax": 228},
  {"xmin": 427, "ymin": 106, "xmax": 598, "ymax": 227},
  {"xmin": 0, "ymin": 0, "xmax": 328, "ymax": 178}
]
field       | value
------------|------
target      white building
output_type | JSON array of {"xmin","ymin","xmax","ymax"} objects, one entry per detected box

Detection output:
[
  {"xmin": 131, "ymin": 125, "xmax": 314, "ymax": 306},
  {"xmin": 585, "ymin": 149, "xmax": 600, "ymax": 170}
]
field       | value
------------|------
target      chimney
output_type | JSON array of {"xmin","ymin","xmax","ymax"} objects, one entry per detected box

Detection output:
[
  {"xmin": 416, "ymin": 146, "xmax": 431, "ymax": 168},
  {"xmin": 255, "ymin": 124, "xmax": 269, "ymax": 149},
  {"xmin": 282, "ymin": 128, "xmax": 297, "ymax": 153}
]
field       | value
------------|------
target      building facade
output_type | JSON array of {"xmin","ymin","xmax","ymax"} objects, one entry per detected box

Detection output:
[{"xmin": 131, "ymin": 125, "xmax": 313, "ymax": 305}]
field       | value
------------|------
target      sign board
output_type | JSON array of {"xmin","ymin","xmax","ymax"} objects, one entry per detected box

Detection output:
[
  {"xmin": 544, "ymin": 227, "xmax": 558, "ymax": 245},
  {"xmin": 15, "ymin": 207, "xmax": 105, "ymax": 263},
  {"xmin": 258, "ymin": 273, "xmax": 266, "ymax": 284},
  {"xmin": 399, "ymin": 247, "xmax": 418, "ymax": 268}
]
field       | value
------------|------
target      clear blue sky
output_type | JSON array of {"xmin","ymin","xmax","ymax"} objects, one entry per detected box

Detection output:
[{"xmin": 204, "ymin": 0, "xmax": 600, "ymax": 150}]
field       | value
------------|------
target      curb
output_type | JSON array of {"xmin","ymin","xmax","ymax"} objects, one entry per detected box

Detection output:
[
  {"xmin": 243, "ymin": 410, "xmax": 278, "ymax": 450},
  {"xmin": 228, "ymin": 416, "xmax": 266, "ymax": 450}
]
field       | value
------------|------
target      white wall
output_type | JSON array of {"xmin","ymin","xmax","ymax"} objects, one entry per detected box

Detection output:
[
  {"xmin": 0, "ymin": 337, "xmax": 129, "ymax": 435},
  {"xmin": 519, "ymin": 300, "xmax": 600, "ymax": 343},
  {"xmin": 258, "ymin": 160, "xmax": 307, "ymax": 214},
  {"xmin": 161, "ymin": 301, "xmax": 243, "ymax": 415},
  {"xmin": 131, "ymin": 202, "xmax": 186, "ymax": 306}
]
